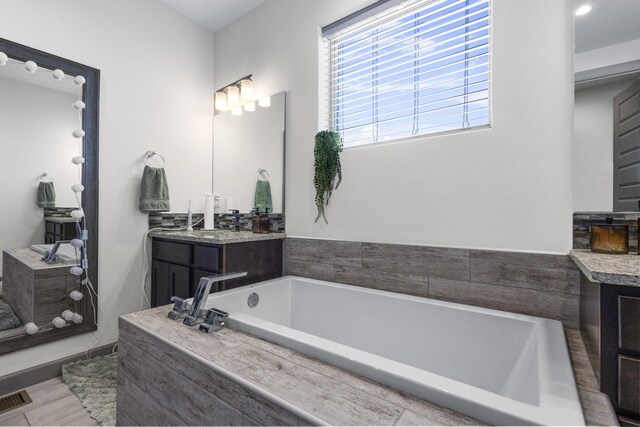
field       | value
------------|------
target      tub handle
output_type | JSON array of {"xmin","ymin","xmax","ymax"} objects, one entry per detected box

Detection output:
[{"xmin": 199, "ymin": 308, "xmax": 229, "ymax": 333}]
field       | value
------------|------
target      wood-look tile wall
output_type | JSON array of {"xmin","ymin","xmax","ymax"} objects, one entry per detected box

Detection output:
[{"xmin": 284, "ymin": 238, "xmax": 580, "ymax": 328}]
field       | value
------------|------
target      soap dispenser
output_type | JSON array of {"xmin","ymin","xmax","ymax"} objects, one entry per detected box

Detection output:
[
  {"xmin": 260, "ymin": 208, "xmax": 271, "ymax": 234},
  {"xmin": 251, "ymin": 208, "xmax": 261, "ymax": 234}
]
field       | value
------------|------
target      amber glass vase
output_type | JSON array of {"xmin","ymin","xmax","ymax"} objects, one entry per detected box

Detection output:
[{"xmin": 591, "ymin": 218, "xmax": 629, "ymax": 255}]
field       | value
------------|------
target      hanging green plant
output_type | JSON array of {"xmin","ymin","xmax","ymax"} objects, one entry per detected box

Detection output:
[{"xmin": 314, "ymin": 130, "xmax": 343, "ymax": 224}]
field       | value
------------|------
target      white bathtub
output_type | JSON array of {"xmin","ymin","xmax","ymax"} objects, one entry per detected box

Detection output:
[{"xmin": 204, "ymin": 276, "xmax": 584, "ymax": 426}]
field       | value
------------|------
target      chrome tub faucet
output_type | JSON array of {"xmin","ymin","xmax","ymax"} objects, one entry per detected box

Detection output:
[{"xmin": 181, "ymin": 271, "xmax": 247, "ymax": 327}]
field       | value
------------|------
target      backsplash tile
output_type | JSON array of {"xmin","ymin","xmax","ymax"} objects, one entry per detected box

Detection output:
[
  {"xmin": 43, "ymin": 207, "xmax": 75, "ymax": 217},
  {"xmin": 284, "ymin": 238, "xmax": 580, "ymax": 328},
  {"xmin": 148, "ymin": 212, "xmax": 285, "ymax": 233},
  {"xmin": 573, "ymin": 212, "xmax": 639, "ymax": 252}
]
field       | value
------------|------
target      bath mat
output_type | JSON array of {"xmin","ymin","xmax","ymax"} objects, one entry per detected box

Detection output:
[
  {"xmin": 62, "ymin": 354, "xmax": 117, "ymax": 426},
  {"xmin": 0, "ymin": 302, "xmax": 22, "ymax": 331}
]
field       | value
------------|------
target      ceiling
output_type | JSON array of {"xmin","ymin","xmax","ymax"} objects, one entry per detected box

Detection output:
[
  {"xmin": 575, "ymin": 0, "xmax": 640, "ymax": 53},
  {"xmin": 159, "ymin": 0, "xmax": 265, "ymax": 33}
]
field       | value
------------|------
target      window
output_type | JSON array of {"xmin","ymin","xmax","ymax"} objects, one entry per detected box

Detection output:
[{"xmin": 323, "ymin": 0, "xmax": 491, "ymax": 147}]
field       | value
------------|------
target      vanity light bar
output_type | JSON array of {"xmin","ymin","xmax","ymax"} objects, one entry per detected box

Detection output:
[{"xmin": 214, "ymin": 74, "xmax": 270, "ymax": 114}]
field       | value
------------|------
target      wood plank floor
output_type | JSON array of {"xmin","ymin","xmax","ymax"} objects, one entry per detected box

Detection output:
[{"xmin": 0, "ymin": 377, "xmax": 97, "ymax": 426}]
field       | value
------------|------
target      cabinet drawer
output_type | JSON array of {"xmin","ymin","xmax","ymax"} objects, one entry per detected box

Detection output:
[
  {"xmin": 193, "ymin": 245, "xmax": 220, "ymax": 271},
  {"xmin": 619, "ymin": 355, "xmax": 640, "ymax": 415},
  {"xmin": 45, "ymin": 221, "xmax": 55, "ymax": 233},
  {"xmin": 153, "ymin": 240, "xmax": 192, "ymax": 265},
  {"xmin": 619, "ymin": 296, "xmax": 640, "ymax": 353}
]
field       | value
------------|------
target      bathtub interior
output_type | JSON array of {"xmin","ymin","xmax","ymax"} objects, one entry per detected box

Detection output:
[{"xmin": 208, "ymin": 277, "xmax": 540, "ymax": 405}]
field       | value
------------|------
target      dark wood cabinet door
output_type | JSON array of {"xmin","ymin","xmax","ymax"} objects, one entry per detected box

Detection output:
[
  {"xmin": 170, "ymin": 264, "xmax": 191, "ymax": 300},
  {"xmin": 151, "ymin": 260, "xmax": 170, "ymax": 307}
]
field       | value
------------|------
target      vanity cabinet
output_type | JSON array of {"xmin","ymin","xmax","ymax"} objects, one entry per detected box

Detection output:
[
  {"xmin": 150, "ymin": 237, "xmax": 283, "ymax": 307},
  {"xmin": 581, "ymin": 274, "xmax": 640, "ymax": 422},
  {"xmin": 44, "ymin": 219, "xmax": 76, "ymax": 244}
]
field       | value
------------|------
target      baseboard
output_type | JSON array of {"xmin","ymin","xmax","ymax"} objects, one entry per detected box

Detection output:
[{"xmin": 0, "ymin": 342, "xmax": 116, "ymax": 396}]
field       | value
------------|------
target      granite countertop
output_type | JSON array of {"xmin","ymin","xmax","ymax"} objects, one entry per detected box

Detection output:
[
  {"xmin": 570, "ymin": 249, "xmax": 640, "ymax": 287},
  {"xmin": 120, "ymin": 307, "xmax": 616, "ymax": 426},
  {"xmin": 44, "ymin": 216, "xmax": 77, "ymax": 223},
  {"xmin": 150, "ymin": 229, "xmax": 285, "ymax": 245},
  {"xmin": 3, "ymin": 248, "xmax": 69, "ymax": 270}
]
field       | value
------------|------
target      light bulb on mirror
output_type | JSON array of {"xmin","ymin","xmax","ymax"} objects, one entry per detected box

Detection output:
[
  {"xmin": 258, "ymin": 96, "xmax": 271, "ymax": 108},
  {"xmin": 24, "ymin": 61, "xmax": 38, "ymax": 73},
  {"xmin": 71, "ymin": 210, "xmax": 84, "ymax": 219},
  {"xmin": 24, "ymin": 323, "xmax": 38, "ymax": 335},
  {"xmin": 73, "ymin": 100, "xmax": 85, "ymax": 110},
  {"xmin": 72, "ymin": 314, "xmax": 83, "ymax": 324},
  {"xmin": 70, "ymin": 290, "xmax": 84, "ymax": 301},
  {"xmin": 70, "ymin": 239, "xmax": 83, "ymax": 248},
  {"xmin": 74, "ymin": 75, "xmax": 86, "ymax": 86},
  {"xmin": 231, "ymin": 106, "xmax": 243, "ymax": 116},
  {"xmin": 72, "ymin": 129, "xmax": 85, "ymax": 138},
  {"xmin": 52, "ymin": 69, "xmax": 65, "ymax": 81},
  {"xmin": 52, "ymin": 317, "xmax": 66, "ymax": 328},
  {"xmin": 0, "ymin": 52, "xmax": 8, "ymax": 66},
  {"xmin": 62, "ymin": 310, "xmax": 75, "ymax": 321},
  {"xmin": 72, "ymin": 184, "xmax": 84, "ymax": 193},
  {"xmin": 70, "ymin": 266, "xmax": 84, "ymax": 276},
  {"xmin": 72, "ymin": 156, "xmax": 85, "ymax": 165}
]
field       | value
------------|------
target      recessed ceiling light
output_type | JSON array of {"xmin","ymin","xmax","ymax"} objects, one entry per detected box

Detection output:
[{"xmin": 575, "ymin": 5, "xmax": 592, "ymax": 16}]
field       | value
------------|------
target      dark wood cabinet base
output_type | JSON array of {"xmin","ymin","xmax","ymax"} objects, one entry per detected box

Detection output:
[{"xmin": 151, "ymin": 237, "xmax": 283, "ymax": 307}]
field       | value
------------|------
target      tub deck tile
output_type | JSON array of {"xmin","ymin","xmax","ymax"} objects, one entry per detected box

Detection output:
[{"xmin": 118, "ymin": 307, "xmax": 614, "ymax": 426}]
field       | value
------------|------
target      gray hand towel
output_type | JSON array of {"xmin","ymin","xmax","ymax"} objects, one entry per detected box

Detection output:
[
  {"xmin": 254, "ymin": 180, "xmax": 273, "ymax": 212},
  {"xmin": 140, "ymin": 166, "xmax": 170, "ymax": 212},
  {"xmin": 37, "ymin": 181, "xmax": 56, "ymax": 208}
]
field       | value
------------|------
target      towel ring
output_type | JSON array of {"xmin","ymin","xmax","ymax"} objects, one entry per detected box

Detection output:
[
  {"xmin": 39, "ymin": 172, "xmax": 53, "ymax": 183},
  {"xmin": 257, "ymin": 168, "xmax": 269, "ymax": 181},
  {"xmin": 144, "ymin": 151, "xmax": 166, "ymax": 168}
]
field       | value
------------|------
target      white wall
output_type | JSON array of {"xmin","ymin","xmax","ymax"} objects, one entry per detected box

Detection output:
[
  {"xmin": 0, "ymin": 0, "xmax": 214, "ymax": 375},
  {"xmin": 0, "ymin": 78, "xmax": 78, "ymax": 274},
  {"xmin": 573, "ymin": 78, "xmax": 638, "ymax": 212},
  {"xmin": 214, "ymin": 0, "xmax": 574, "ymax": 254}
]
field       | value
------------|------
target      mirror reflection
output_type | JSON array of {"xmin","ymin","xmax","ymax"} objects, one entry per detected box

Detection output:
[
  {"xmin": 213, "ymin": 91, "xmax": 285, "ymax": 213},
  {"xmin": 0, "ymin": 49, "xmax": 92, "ymax": 346},
  {"xmin": 573, "ymin": 0, "xmax": 640, "ymax": 212}
]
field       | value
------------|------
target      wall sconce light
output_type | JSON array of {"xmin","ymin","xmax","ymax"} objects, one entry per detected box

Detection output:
[
  {"xmin": 215, "ymin": 91, "xmax": 227, "ymax": 111},
  {"xmin": 214, "ymin": 74, "xmax": 270, "ymax": 115},
  {"xmin": 226, "ymin": 85, "xmax": 240, "ymax": 108}
]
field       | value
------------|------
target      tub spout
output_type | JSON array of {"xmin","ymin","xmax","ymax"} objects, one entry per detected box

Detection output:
[{"xmin": 183, "ymin": 271, "xmax": 247, "ymax": 326}]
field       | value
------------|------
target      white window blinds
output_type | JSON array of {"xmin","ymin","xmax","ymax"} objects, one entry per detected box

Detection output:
[{"xmin": 324, "ymin": 0, "xmax": 491, "ymax": 147}]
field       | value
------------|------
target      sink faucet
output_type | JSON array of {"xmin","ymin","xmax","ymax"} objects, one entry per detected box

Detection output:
[
  {"xmin": 183, "ymin": 271, "xmax": 247, "ymax": 326},
  {"xmin": 229, "ymin": 209, "xmax": 241, "ymax": 231}
]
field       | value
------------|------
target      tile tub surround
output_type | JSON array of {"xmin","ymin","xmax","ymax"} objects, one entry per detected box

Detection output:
[
  {"xmin": 149, "ymin": 229, "xmax": 285, "ymax": 245},
  {"xmin": 117, "ymin": 307, "xmax": 616, "ymax": 426},
  {"xmin": 148, "ymin": 212, "xmax": 285, "ymax": 232},
  {"xmin": 570, "ymin": 249, "xmax": 640, "ymax": 286},
  {"xmin": 284, "ymin": 238, "xmax": 581, "ymax": 328},
  {"xmin": 574, "ymin": 212, "xmax": 640, "ymax": 253}
]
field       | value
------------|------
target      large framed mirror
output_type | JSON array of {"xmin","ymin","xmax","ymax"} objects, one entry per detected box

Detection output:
[
  {"xmin": 0, "ymin": 38, "xmax": 99, "ymax": 355},
  {"xmin": 213, "ymin": 91, "xmax": 285, "ymax": 214}
]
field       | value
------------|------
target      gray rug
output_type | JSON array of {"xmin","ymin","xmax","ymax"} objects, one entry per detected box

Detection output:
[
  {"xmin": 62, "ymin": 354, "xmax": 117, "ymax": 426},
  {"xmin": 0, "ymin": 302, "xmax": 22, "ymax": 331}
]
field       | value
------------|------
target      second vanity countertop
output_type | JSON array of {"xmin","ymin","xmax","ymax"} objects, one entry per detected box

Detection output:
[
  {"xmin": 150, "ymin": 229, "xmax": 285, "ymax": 245},
  {"xmin": 44, "ymin": 216, "xmax": 76, "ymax": 224},
  {"xmin": 570, "ymin": 249, "xmax": 640, "ymax": 287}
]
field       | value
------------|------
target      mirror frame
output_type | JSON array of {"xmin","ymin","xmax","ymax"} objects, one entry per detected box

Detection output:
[{"xmin": 0, "ymin": 38, "xmax": 99, "ymax": 354}]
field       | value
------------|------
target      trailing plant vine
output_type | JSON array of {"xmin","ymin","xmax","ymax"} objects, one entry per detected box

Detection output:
[{"xmin": 314, "ymin": 130, "xmax": 343, "ymax": 224}]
